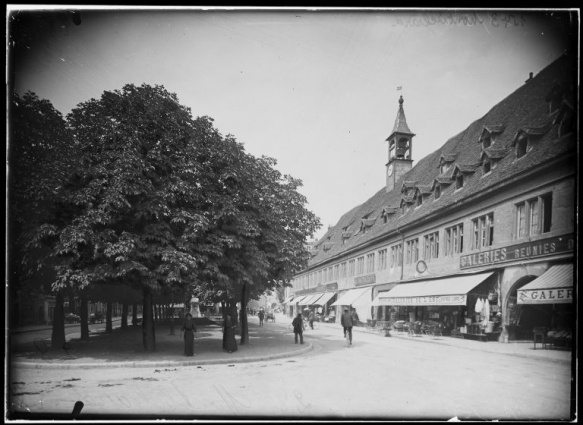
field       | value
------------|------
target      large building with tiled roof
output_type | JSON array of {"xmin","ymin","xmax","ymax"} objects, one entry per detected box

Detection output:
[{"xmin": 286, "ymin": 53, "xmax": 576, "ymax": 344}]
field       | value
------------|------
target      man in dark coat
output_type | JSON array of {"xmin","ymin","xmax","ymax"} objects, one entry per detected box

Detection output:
[
  {"xmin": 258, "ymin": 309, "xmax": 265, "ymax": 327},
  {"xmin": 292, "ymin": 313, "xmax": 304, "ymax": 344},
  {"xmin": 341, "ymin": 307, "xmax": 354, "ymax": 345}
]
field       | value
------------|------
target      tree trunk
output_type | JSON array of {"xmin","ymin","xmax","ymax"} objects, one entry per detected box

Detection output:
[
  {"xmin": 132, "ymin": 302, "xmax": 138, "ymax": 326},
  {"xmin": 121, "ymin": 302, "xmax": 128, "ymax": 328},
  {"xmin": 80, "ymin": 294, "xmax": 89, "ymax": 340},
  {"xmin": 106, "ymin": 301, "xmax": 113, "ymax": 333},
  {"xmin": 240, "ymin": 283, "xmax": 249, "ymax": 345},
  {"xmin": 51, "ymin": 291, "xmax": 66, "ymax": 348},
  {"xmin": 142, "ymin": 289, "xmax": 156, "ymax": 352}
]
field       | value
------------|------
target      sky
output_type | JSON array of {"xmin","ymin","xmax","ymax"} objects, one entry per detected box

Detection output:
[{"xmin": 9, "ymin": 7, "xmax": 577, "ymax": 241}]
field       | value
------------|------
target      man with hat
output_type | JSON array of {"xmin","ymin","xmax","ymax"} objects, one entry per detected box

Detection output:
[{"xmin": 340, "ymin": 306, "xmax": 354, "ymax": 345}]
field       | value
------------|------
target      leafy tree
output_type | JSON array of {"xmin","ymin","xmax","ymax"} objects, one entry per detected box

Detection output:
[
  {"xmin": 16, "ymin": 82, "xmax": 321, "ymax": 353},
  {"xmin": 9, "ymin": 91, "xmax": 76, "ymax": 346}
]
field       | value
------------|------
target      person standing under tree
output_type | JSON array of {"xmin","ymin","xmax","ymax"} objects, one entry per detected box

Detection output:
[
  {"xmin": 292, "ymin": 313, "xmax": 304, "ymax": 344},
  {"xmin": 258, "ymin": 309, "xmax": 265, "ymax": 327},
  {"xmin": 181, "ymin": 313, "xmax": 197, "ymax": 356},
  {"xmin": 341, "ymin": 307, "xmax": 354, "ymax": 345},
  {"xmin": 222, "ymin": 312, "xmax": 238, "ymax": 353}
]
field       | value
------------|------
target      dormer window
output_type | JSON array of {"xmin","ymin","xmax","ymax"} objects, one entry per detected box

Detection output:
[
  {"xmin": 455, "ymin": 173, "xmax": 464, "ymax": 189},
  {"xmin": 516, "ymin": 133, "xmax": 528, "ymax": 158},
  {"xmin": 438, "ymin": 153, "xmax": 457, "ymax": 175},
  {"xmin": 417, "ymin": 194, "xmax": 423, "ymax": 207},
  {"xmin": 482, "ymin": 134, "xmax": 492, "ymax": 149},
  {"xmin": 483, "ymin": 161, "xmax": 491, "ymax": 174},
  {"xmin": 434, "ymin": 185, "xmax": 441, "ymax": 200}
]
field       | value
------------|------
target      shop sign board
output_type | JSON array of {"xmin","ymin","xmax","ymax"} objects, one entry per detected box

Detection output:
[
  {"xmin": 355, "ymin": 274, "xmax": 376, "ymax": 286},
  {"xmin": 460, "ymin": 234, "xmax": 574, "ymax": 269},
  {"xmin": 517, "ymin": 288, "xmax": 573, "ymax": 304},
  {"xmin": 377, "ymin": 294, "xmax": 467, "ymax": 306}
]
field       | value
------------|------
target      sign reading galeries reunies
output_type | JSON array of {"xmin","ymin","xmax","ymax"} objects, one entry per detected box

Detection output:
[{"xmin": 460, "ymin": 234, "xmax": 574, "ymax": 269}]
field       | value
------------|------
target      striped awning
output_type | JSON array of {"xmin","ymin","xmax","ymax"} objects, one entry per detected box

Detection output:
[
  {"xmin": 283, "ymin": 296, "xmax": 295, "ymax": 304},
  {"xmin": 292, "ymin": 295, "xmax": 309, "ymax": 305},
  {"xmin": 313, "ymin": 292, "xmax": 336, "ymax": 306},
  {"xmin": 517, "ymin": 264, "xmax": 573, "ymax": 304},
  {"xmin": 301, "ymin": 293, "xmax": 322, "ymax": 305}
]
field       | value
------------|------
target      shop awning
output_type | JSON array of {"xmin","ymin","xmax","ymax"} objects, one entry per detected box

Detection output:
[
  {"xmin": 351, "ymin": 287, "xmax": 374, "ymax": 322},
  {"xmin": 372, "ymin": 272, "xmax": 494, "ymax": 306},
  {"xmin": 282, "ymin": 296, "xmax": 294, "ymax": 304},
  {"xmin": 517, "ymin": 264, "xmax": 573, "ymax": 304},
  {"xmin": 292, "ymin": 295, "xmax": 309, "ymax": 305},
  {"xmin": 302, "ymin": 293, "xmax": 322, "ymax": 305},
  {"xmin": 313, "ymin": 292, "xmax": 336, "ymax": 306},
  {"xmin": 330, "ymin": 287, "xmax": 371, "ymax": 307}
]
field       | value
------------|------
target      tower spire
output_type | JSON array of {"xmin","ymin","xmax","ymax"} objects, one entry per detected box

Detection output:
[
  {"xmin": 391, "ymin": 95, "xmax": 414, "ymax": 136},
  {"xmin": 385, "ymin": 95, "xmax": 415, "ymax": 193}
]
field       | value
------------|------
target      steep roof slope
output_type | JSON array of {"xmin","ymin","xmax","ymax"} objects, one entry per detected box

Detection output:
[{"xmin": 308, "ymin": 54, "xmax": 576, "ymax": 267}]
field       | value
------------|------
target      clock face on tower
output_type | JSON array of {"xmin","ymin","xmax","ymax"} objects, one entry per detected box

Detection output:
[{"xmin": 388, "ymin": 164, "xmax": 394, "ymax": 176}]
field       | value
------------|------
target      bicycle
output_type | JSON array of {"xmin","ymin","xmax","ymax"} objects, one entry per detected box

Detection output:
[{"xmin": 344, "ymin": 327, "xmax": 352, "ymax": 347}]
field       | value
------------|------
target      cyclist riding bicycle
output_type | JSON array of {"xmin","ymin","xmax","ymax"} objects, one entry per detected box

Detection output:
[{"xmin": 340, "ymin": 307, "xmax": 354, "ymax": 345}]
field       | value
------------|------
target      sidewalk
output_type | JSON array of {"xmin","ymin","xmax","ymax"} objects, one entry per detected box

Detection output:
[
  {"xmin": 9, "ymin": 315, "xmax": 573, "ymax": 369},
  {"xmin": 318, "ymin": 320, "xmax": 574, "ymax": 365},
  {"xmin": 9, "ymin": 317, "xmax": 312, "ymax": 370}
]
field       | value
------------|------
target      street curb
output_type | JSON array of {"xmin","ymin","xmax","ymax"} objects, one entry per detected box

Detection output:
[{"xmin": 10, "ymin": 342, "xmax": 314, "ymax": 370}]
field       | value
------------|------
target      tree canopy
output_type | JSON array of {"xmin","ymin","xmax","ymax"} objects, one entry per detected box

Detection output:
[{"xmin": 11, "ymin": 83, "xmax": 321, "ymax": 349}]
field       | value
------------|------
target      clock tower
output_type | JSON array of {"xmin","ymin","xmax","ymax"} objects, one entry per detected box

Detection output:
[{"xmin": 386, "ymin": 95, "xmax": 415, "ymax": 192}]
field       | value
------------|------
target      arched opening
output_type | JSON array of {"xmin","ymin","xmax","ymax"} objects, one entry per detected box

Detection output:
[{"xmin": 506, "ymin": 275, "xmax": 560, "ymax": 341}]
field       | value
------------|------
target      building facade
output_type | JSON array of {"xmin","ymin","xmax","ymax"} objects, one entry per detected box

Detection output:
[{"xmin": 287, "ymin": 54, "xmax": 576, "ymax": 343}]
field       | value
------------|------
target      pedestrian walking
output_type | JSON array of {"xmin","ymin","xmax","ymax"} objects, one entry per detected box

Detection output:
[
  {"xmin": 222, "ymin": 313, "xmax": 238, "ymax": 353},
  {"xmin": 181, "ymin": 313, "xmax": 197, "ymax": 356},
  {"xmin": 258, "ymin": 309, "xmax": 265, "ymax": 327},
  {"xmin": 308, "ymin": 310, "xmax": 315, "ymax": 330},
  {"xmin": 341, "ymin": 307, "xmax": 354, "ymax": 345},
  {"xmin": 292, "ymin": 313, "xmax": 304, "ymax": 344}
]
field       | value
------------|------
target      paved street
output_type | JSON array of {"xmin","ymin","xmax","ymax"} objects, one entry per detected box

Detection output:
[{"xmin": 8, "ymin": 315, "xmax": 574, "ymax": 421}]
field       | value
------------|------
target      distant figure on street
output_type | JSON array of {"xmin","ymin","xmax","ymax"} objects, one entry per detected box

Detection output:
[
  {"xmin": 222, "ymin": 313, "xmax": 238, "ymax": 353},
  {"xmin": 292, "ymin": 313, "xmax": 304, "ymax": 344},
  {"xmin": 182, "ymin": 313, "xmax": 197, "ymax": 356},
  {"xmin": 341, "ymin": 307, "xmax": 354, "ymax": 345},
  {"xmin": 258, "ymin": 309, "xmax": 265, "ymax": 327},
  {"xmin": 351, "ymin": 308, "xmax": 359, "ymax": 326},
  {"xmin": 308, "ymin": 310, "xmax": 315, "ymax": 330}
]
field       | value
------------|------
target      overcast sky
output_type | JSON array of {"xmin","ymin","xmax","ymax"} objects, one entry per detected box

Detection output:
[{"xmin": 10, "ymin": 7, "xmax": 576, "ymax": 241}]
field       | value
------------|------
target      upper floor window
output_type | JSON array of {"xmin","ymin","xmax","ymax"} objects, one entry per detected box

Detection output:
[
  {"xmin": 333, "ymin": 264, "xmax": 339, "ymax": 280},
  {"xmin": 405, "ymin": 238, "xmax": 419, "ymax": 265},
  {"xmin": 445, "ymin": 223, "xmax": 464, "ymax": 256},
  {"xmin": 378, "ymin": 248, "xmax": 388, "ymax": 270},
  {"xmin": 357, "ymin": 256, "xmax": 365, "ymax": 275},
  {"xmin": 516, "ymin": 193, "xmax": 552, "ymax": 238},
  {"xmin": 423, "ymin": 232, "xmax": 440, "ymax": 260},
  {"xmin": 348, "ymin": 259, "xmax": 355, "ymax": 277},
  {"xmin": 328, "ymin": 267, "xmax": 333, "ymax": 281},
  {"xmin": 366, "ymin": 253, "xmax": 375, "ymax": 273},
  {"xmin": 340, "ymin": 262, "xmax": 347, "ymax": 278},
  {"xmin": 318, "ymin": 270, "xmax": 323, "ymax": 284},
  {"xmin": 472, "ymin": 213, "xmax": 494, "ymax": 249},
  {"xmin": 390, "ymin": 244, "xmax": 402, "ymax": 268}
]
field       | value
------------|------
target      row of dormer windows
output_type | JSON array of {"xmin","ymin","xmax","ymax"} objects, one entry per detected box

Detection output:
[{"xmin": 297, "ymin": 191, "xmax": 554, "ymax": 289}]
